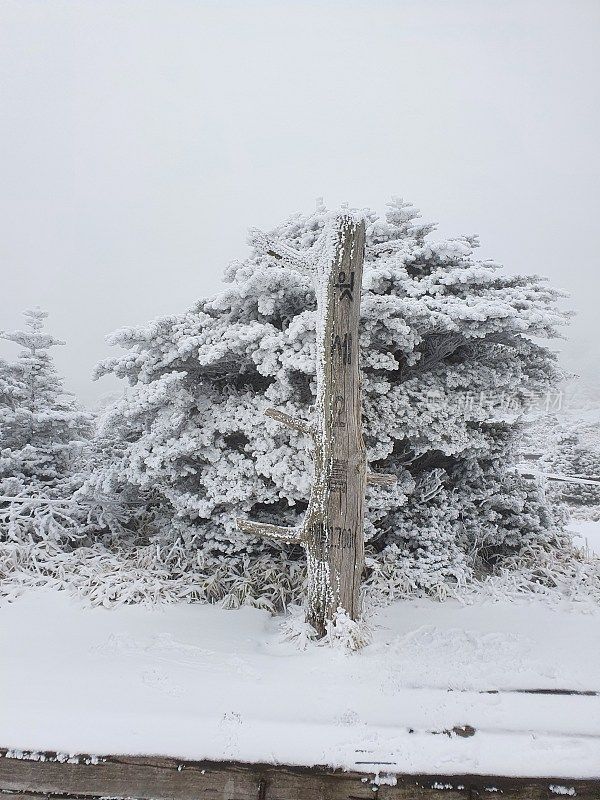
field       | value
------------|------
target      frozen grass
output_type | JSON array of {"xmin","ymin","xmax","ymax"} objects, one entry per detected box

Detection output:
[
  {"xmin": 1, "ymin": 522, "xmax": 599, "ymax": 617},
  {"xmin": 0, "ymin": 540, "xmax": 305, "ymax": 611},
  {"xmin": 454, "ymin": 540, "xmax": 600, "ymax": 608}
]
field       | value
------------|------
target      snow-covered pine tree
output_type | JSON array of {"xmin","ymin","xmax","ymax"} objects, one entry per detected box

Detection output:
[
  {"xmin": 0, "ymin": 308, "xmax": 92, "ymax": 542},
  {"xmin": 0, "ymin": 357, "xmax": 22, "ymax": 445},
  {"xmin": 541, "ymin": 423, "xmax": 600, "ymax": 521},
  {"xmin": 92, "ymin": 199, "xmax": 568, "ymax": 607}
]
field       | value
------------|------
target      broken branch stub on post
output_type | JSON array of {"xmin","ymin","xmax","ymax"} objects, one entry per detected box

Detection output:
[
  {"xmin": 235, "ymin": 518, "xmax": 303, "ymax": 544},
  {"xmin": 236, "ymin": 214, "xmax": 394, "ymax": 638},
  {"xmin": 367, "ymin": 472, "xmax": 397, "ymax": 487},
  {"xmin": 263, "ymin": 408, "xmax": 314, "ymax": 437}
]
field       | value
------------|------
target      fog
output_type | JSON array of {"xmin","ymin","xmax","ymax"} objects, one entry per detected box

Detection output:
[{"xmin": 1, "ymin": 0, "xmax": 599, "ymax": 404}]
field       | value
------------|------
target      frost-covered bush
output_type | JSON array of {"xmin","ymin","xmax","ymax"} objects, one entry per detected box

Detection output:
[
  {"xmin": 89, "ymin": 199, "xmax": 568, "ymax": 604},
  {"xmin": 0, "ymin": 309, "xmax": 92, "ymax": 543}
]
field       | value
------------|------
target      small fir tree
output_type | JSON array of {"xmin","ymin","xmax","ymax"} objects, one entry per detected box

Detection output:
[
  {"xmin": 0, "ymin": 357, "xmax": 23, "ymax": 449},
  {"xmin": 0, "ymin": 308, "xmax": 92, "ymax": 541}
]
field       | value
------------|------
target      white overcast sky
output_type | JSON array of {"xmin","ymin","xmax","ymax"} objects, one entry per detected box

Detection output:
[{"xmin": 1, "ymin": 0, "xmax": 599, "ymax": 403}]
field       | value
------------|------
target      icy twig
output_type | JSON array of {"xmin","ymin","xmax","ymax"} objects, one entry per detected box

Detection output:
[
  {"xmin": 264, "ymin": 408, "xmax": 314, "ymax": 437},
  {"xmin": 247, "ymin": 229, "xmax": 314, "ymax": 274},
  {"xmin": 366, "ymin": 473, "xmax": 397, "ymax": 487},
  {"xmin": 235, "ymin": 519, "xmax": 305, "ymax": 544}
]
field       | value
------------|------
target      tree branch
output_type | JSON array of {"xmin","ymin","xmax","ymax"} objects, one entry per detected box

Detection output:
[
  {"xmin": 248, "ymin": 229, "xmax": 312, "ymax": 273},
  {"xmin": 236, "ymin": 518, "xmax": 305, "ymax": 544},
  {"xmin": 264, "ymin": 408, "xmax": 314, "ymax": 436},
  {"xmin": 367, "ymin": 473, "xmax": 398, "ymax": 487},
  {"xmin": 0, "ymin": 496, "xmax": 74, "ymax": 505},
  {"xmin": 517, "ymin": 469, "xmax": 600, "ymax": 487}
]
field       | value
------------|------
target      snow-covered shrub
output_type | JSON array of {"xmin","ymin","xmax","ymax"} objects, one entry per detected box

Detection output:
[
  {"xmin": 88, "ymin": 199, "xmax": 569, "ymax": 605},
  {"xmin": 280, "ymin": 604, "xmax": 319, "ymax": 650},
  {"xmin": 455, "ymin": 535, "xmax": 600, "ymax": 607},
  {"xmin": 0, "ymin": 308, "xmax": 92, "ymax": 544},
  {"xmin": 324, "ymin": 606, "xmax": 372, "ymax": 651}
]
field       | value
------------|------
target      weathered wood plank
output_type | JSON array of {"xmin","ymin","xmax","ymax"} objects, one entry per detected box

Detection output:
[
  {"xmin": 264, "ymin": 767, "xmax": 375, "ymax": 800},
  {"xmin": 1, "ymin": 752, "xmax": 598, "ymax": 800},
  {"xmin": 0, "ymin": 755, "xmax": 373, "ymax": 800},
  {"xmin": 1, "ymin": 793, "xmax": 55, "ymax": 800},
  {"xmin": 0, "ymin": 755, "xmax": 259, "ymax": 800}
]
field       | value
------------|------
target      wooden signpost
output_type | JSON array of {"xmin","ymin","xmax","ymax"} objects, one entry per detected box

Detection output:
[{"xmin": 237, "ymin": 214, "xmax": 395, "ymax": 637}]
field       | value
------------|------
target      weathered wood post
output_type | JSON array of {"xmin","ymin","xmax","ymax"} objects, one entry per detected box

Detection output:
[
  {"xmin": 303, "ymin": 214, "xmax": 366, "ymax": 634},
  {"xmin": 237, "ymin": 213, "xmax": 395, "ymax": 638}
]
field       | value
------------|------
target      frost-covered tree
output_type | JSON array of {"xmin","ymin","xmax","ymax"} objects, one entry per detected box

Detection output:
[
  {"xmin": 542, "ymin": 424, "xmax": 600, "ymax": 521},
  {"xmin": 0, "ymin": 357, "xmax": 22, "ymax": 445},
  {"xmin": 0, "ymin": 308, "xmax": 92, "ymax": 541},
  {"xmin": 91, "ymin": 199, "xmax": 568, "ymax": 606}
]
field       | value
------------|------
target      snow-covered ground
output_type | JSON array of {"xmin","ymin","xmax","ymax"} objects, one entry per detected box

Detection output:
[{"xmin": 2, "ymin": 535, "xmax": 600, "ymax": 781}]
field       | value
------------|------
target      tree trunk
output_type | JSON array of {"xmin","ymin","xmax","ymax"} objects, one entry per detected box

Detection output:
[{"xmin": 304, "ymin": 215, "xmax": 366, "ymax": 636}]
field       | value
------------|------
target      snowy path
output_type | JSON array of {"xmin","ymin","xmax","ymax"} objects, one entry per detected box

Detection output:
[{"xmin": 1, "ymin": 583, "xmax": 599, "ymax": 779}]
